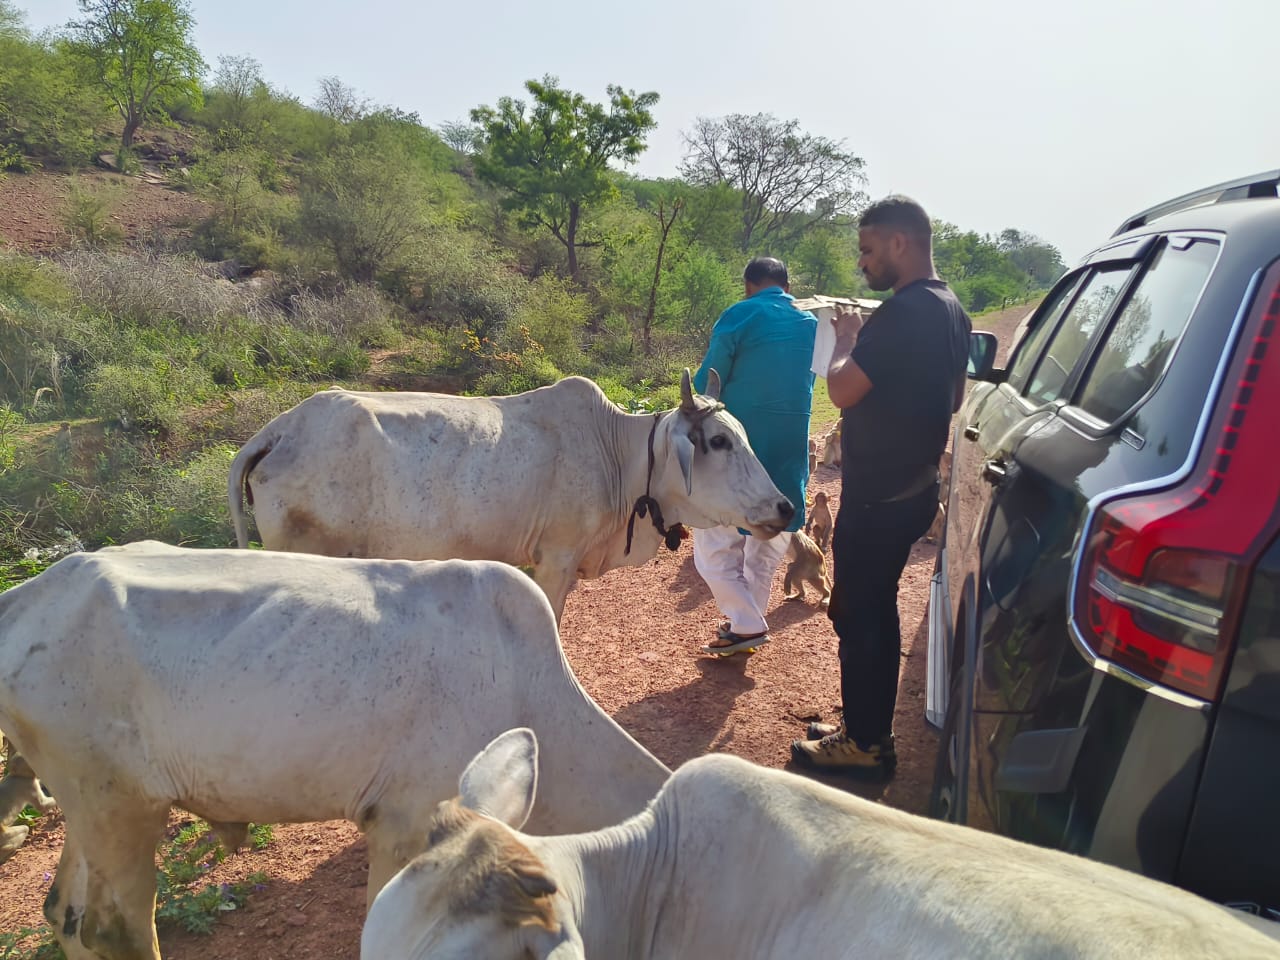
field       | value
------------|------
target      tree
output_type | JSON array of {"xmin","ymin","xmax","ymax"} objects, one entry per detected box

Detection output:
[
  {"xmin": 436, "ymin": 119, "xmax": 480, "ymax": 155},
  {"xmin": 0, "ymin": 1, "xmax": 106, "ymax": 165},
  {"xmin": 470, "ymin": 76, "xmax": 659, "ymax": 284},
  {"xmin": 313, "ymin": 75, "xmax": 368, "ymax": 124},
  {"xmin": 64, "ymin": 0, "xmax": 204, "ymax": 156},
  {"xmin": 204, "ymin": 54, "xmax": 267, "ymax": 139},
  {"xmin": 680, "ymin": 113, "xmax": 866, "ymax": 254},
  {"xmin": 641, "ymin": 195, "xmax": 684, "ymax": 354}
]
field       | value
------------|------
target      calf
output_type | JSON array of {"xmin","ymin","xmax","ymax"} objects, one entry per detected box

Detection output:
[{"xmin": 363, "ymin": 729, "xmax": 1280, "ymax": 960}]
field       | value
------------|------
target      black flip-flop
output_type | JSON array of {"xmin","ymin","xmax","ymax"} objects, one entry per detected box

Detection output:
[{"xmin": 701, "ymin": 631, "xmax": 770, "ymax": 657}]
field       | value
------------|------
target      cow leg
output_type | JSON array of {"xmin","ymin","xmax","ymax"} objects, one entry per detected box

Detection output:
[
  {"xmin": 530, "ymin": 558, "xmax": 576, "ymax": 623},
  {"xmin": 364, "ymin": 814, "xmax": 421, "ymax": 911},
  {"xmin": 48, "ymin": 806, "xmax": 167, "ymax": 960}
]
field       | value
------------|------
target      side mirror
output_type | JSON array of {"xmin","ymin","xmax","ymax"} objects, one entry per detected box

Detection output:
[{"xmin": 967, "ymin": 332, "xmax": 999, "ymax": 381}]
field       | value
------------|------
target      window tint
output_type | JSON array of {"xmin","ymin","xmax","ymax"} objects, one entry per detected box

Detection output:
[
  {"xmin": 1075, "ymin": 238, "xmax": 1219, "ymax": 422},
  {"xmin": 1025, "ymin": 265, "xmax": 1134, "ymax": 405},
  {"xmin": 1006, "ymin": 273, "xmax": 1084, "ymax": 391}
]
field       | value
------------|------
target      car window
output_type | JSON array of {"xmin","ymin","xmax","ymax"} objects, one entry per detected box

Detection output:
[
  {"xmin": 1006, "ymin": 273, "xmax": 1084, "ymax": 391},
  {"xmin": 1024, "ymin": 264, "xmax": 1135, "ymax": 405},
  {"xmin": 1075, "ymin": 238, "xmax": 1219, "ymax": 423}
]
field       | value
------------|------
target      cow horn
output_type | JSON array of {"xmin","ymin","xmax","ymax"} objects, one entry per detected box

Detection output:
[
  {"xmin": 680, "ymin": 369, "xmax": 696, "ymax": 412},
  {"xmin": 704, "ymin": 368, "xmax": 722, "ymax": 402}
]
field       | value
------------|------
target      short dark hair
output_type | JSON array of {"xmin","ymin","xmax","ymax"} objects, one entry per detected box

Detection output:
[
  {"xmin": 859, "ymin": 195, "xmax": 932, "ymax": 241},
  {"xmin": 743, "ymin": 257, "xmax": 788, "ymax": 287}
]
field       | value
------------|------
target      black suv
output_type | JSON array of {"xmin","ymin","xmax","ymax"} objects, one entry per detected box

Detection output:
[{"xmin": 927, "ymin": 170, "xmax": 1280, "ymax": 917}]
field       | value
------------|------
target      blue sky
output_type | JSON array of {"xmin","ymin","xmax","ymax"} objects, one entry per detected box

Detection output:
[{"xmin": 21, "ymin": 0, "xmax": 1278, "ymax": 263}]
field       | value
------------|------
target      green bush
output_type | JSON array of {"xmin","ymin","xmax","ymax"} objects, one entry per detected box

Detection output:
[
  {"xmin": 473, "ymin": 351, "xmax": 562, "ymax": 396},
  {"xmin": 0, "ymin": 403, "xmax": 22, "ymax": 472},
  {"xmin": 88, "ymin": 360, "xmax": 213, "ymax": 433},
  {"xmin": 150, "ymin": 444, "xmax": 239, "ymax": 545},
  {"xmin": 61, "ymin": 178, "xmax": 125, "ymax": 247},
  {"xmin": 511, "ymin": 274, "xmax": 589, "ymax": 372},
  {"xmin": 398, "ymin": 227, "xmax": 526, "ymax": 338}
]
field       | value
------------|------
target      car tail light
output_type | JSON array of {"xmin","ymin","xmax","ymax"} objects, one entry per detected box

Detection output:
[{"xmin": 1074, "ymin": 270, "xmax": 1280, "ymax": 702}]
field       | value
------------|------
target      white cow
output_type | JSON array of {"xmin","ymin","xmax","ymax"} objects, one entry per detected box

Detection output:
[
  {"xmin": 0, "ymin": 543, "xmax": 668, "ymax": 960},
  {"xmin": 228, "ymin": 370, "xmax": 794, "ymax": 620},
  {"xmin": 363, "ymin": 729, "xmax": 1280, "ymax": 960}
]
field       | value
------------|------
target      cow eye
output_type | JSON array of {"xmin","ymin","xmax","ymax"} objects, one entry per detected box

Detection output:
[{"xmin": 708, "ymin": 434, "xmax": 731, "ymax": 451}]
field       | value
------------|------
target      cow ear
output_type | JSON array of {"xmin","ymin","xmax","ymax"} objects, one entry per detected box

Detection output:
[
  {"xmin": 704, "ymin": 368, "xmax": 721, "ymax": 402},
  {"xmin": 673, "ymin": 430, "xmax": 695, "ymax": 496},
  {"xmin": 458, "ymin": 728, "xmax": 539, "ymax": 830}
]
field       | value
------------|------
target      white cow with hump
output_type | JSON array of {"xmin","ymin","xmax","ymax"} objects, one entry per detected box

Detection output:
[
  {"xmin": 0, "ymin": 543, "xmax": 668, "ymax": 960},
  {"xmin": 362, "ymin": 728, "xmax": 1280, "ymax": 960},
  {"xmin": 228, "ymin": 370, "xmax": 794, "ymax": 620}
]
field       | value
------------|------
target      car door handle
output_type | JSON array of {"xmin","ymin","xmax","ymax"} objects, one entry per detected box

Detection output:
[
  {"xmin": 982, "ymin": 459, "xmax": 1008, "ymax": 485},
  {"xmin": 963, "ymin": 424, "xmax": 981, "ymax": 442}
]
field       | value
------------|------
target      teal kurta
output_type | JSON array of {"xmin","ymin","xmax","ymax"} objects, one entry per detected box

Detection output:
[{"xmin": 694, "ymin": 286, "xmax": 817, "ymax": 532}]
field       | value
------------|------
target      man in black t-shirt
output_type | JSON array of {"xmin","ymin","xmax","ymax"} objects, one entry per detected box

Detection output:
[{"xmin": 792, "ymin": 196, "xmax": 971, "ymax": 778}]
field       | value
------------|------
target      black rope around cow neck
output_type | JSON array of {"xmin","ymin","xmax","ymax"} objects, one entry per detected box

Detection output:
[
  {"xmin": 626, "ymin": 414, "xmax": 671, "ymax": 555},
  {"xmin": 624, "ymin": 402, "xmax": 724, "ymax": 556}
]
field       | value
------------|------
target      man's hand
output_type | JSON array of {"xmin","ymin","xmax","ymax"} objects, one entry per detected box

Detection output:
[{"xmin": 832, "ymin": 305, "xmax": 865, "ymax": 342}]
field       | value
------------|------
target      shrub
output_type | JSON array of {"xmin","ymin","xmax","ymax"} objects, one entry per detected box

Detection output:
[
  {"xmin": 398, "ymin": 228, "xmax": 525, "ymax": 338},
  {"xmin": 510, "ymin": 275, "xmax": 589, "ymax": 372},
  {"xmin": 61, "ymin": 178, "xmax": 125, "ymax": 247},
  {"xmin": 88, "ymin": 360, "xmax": 213, "ymax": 434},
  {"xmin": 58, "ymin": 248, "xmax": 253, "ymax": 331}
]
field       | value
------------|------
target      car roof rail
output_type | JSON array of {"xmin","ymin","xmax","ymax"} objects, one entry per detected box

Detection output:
[{"xmin": 1112, "ymin": 169, "xmax": 1280, "ymax": 237}]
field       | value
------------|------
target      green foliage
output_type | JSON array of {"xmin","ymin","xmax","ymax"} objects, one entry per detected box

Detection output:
[
  {"xmin": 152, "ymin": 820, "xmax": 269, "ymax": 934},
  {"xmin": 789, "ymin": 225, "xmax": 858, "ymax": 296},
  {"xmin": 0, "ymin": 925, "xmax": 63, "ymax": 960},
  {"xmin": 934, "ymin": 221, "xmax": 1062, "ymax": 312},
  {"xmin": 61, "ymin": 177, "xmax": 125, "ymax": 246},
  {"xmin": 396, "ymin": 227, "xmax": 526, "ymax": 338},
  {"xmin": 472, "ymin": 76, "xmax": 658, "ymax": 281},
  {"xmin": 658, "ymin": 244, "xmax": 738, "ymax": 343},
  {"xmin": 511, "ymin": 274, "xmax": 589, "ymax": 371},
  {"xmin": 0, "ymin": 816, "xmax": 271, "ymax": 957},
  {"xmin": 0, "ymin": 2, "xmax": 105, "ymax": 167},
  {"xmin": 295, "ymin": 112, "xmax": 460, "ymax": 282},
  {"xmin": 88, "ymin": 359, "xmax": 213, "ymax": 432},
  {"xmin": 0, "ymin": 402, "xmax": 22, "ymax": 471},
  {"xmin": 64, "ymin": 0, "xmax": 206, "ymax": 155}
]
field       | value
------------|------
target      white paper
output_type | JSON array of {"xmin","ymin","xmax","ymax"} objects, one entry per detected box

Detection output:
[{"xmin": 810, "ymin": 314, "xmax": 837, "ymax": 376}]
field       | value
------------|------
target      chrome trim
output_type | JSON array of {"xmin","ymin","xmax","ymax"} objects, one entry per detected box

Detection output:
[
  {"xmin": 1091, "ymin": 567, "xmax": 1222, "ymax": 634},
  {"xmin": 1065, "ymin": 267, "xmax": 1266, "ymax": 710}
]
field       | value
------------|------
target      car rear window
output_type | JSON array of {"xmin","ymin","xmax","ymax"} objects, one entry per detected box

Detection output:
[{"xmin": 1073, "ymin": 237, "xmax": 1219, "ymax": 423}]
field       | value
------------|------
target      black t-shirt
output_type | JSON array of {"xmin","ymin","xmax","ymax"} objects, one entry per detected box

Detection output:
[{"xmin": 841, "ymin": 278, "xmax": 972, "ymax": 502}]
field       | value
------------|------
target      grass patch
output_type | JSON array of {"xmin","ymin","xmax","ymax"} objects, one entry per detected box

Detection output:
[
  {"xmin": 811, "ymin": 377, "xmax": 841, "ymax": 431},
  {"xmin": 0, "ymin": 818, "xmax": 273, "ymax": 956}
]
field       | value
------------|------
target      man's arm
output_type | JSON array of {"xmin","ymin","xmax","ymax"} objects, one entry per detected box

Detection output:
[
  {"xmin": 826, "ymin": 306, "xmax": 873, "ymax": 410},
  {"xmin": 694, "ymin": 310, "xmax": 738, "ymax": 394}
]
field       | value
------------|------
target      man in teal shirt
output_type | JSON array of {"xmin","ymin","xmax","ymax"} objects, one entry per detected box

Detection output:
[{"xmin": 693, "ymin": 257, "xmax": 817, "ymax": 655}]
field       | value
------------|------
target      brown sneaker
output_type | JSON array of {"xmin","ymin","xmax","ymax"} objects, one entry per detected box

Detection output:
[{"xmin": 791, "ymin": 726, "xmax": 897, "ymax": 778}]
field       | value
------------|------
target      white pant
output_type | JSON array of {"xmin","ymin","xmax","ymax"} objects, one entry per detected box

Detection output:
[{"xmin": 693, "ymin": 526, "xmax": 792, "ymax": 636}]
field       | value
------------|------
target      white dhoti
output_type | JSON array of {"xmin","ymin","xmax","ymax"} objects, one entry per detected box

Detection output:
[{"xmin": 693, "ymin": 526, "xmax": 792, "ymax": 636}]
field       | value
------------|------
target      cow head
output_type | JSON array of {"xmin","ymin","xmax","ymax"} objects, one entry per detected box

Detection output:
[
  {"xmin": 656, "ymin": 369, "xmax": 794, "ymax": 537},
  {"xmin": 361, "ymin": 729, "xmax": 585, "ymax": 960}
]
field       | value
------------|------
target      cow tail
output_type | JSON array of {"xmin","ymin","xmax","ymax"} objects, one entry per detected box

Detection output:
[{"xmin": 228, "ymin": 433, "xmax": 274, "ymax": 549}]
